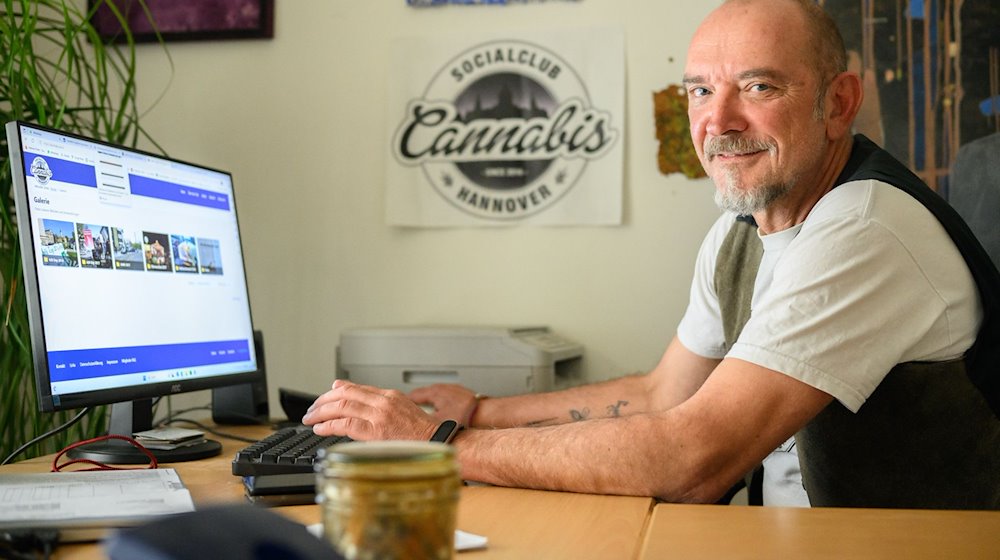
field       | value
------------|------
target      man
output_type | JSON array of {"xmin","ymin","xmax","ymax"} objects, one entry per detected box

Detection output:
[{"xmin": 304, "ymin": 0, "xmax": 1000, "ymax": 508}]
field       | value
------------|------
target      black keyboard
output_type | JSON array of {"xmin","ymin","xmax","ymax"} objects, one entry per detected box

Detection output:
[{"xmin": 232, "ymin": 426, "xmax": 352, "ymax": 476}]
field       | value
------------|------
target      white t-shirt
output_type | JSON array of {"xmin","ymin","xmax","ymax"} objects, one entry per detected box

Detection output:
[{"xmin": 677, "ymin": 179, "xmax": 982, "ymax": 505}]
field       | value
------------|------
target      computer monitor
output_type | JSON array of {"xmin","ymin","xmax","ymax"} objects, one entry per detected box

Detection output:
[{"xmin": 5, "ymin": 121, "xmax": 260, "ymax": 463}]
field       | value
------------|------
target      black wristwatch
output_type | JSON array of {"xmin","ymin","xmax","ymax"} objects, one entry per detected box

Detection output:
[{"xmin": 429, "ymin": 419, "xmax": 462, "ymax": 444}]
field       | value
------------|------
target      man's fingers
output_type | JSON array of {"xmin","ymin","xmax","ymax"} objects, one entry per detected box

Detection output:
[
  {"xmin": 305, "ymin": 379, "xmax": 437, "ymax": 440},
  {"xmin": 333, "ymin": 379, "xmax": 405, "ymax": 406},
  {"xmin": 311, "ymin": 416, "xmax": 372, "ymax": 439},
  {"xmin": 303, "ymin": 392, "xmax": 374, "ymax": 425}
]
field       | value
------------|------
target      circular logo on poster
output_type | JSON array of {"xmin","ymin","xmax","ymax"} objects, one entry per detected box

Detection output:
[
  {"xmin": 393, "ymin": 39, "xmax": 617, "ymax": 220},
  {"xmin": 30, "ymin": 156, "xmax": 52, "ymax": 185}
]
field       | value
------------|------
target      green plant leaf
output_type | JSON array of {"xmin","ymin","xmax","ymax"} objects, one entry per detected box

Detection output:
[{"xmin": 1, "ymin": 0, "xmax": 166, "ymax": 461}]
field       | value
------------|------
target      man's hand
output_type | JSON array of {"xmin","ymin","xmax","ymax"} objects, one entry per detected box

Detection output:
[
  {"xmin": 408, "ymin": 384, "xmax": 479, "ymax": 425},
  {"xmin": 301, "ymin": 379, "xmax": 438, "ymax": 441}
]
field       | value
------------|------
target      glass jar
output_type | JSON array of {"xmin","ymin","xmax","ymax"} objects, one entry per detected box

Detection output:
[{"xmin": 317, "ymin": 441, "xmax": 460, "ymax": 560}]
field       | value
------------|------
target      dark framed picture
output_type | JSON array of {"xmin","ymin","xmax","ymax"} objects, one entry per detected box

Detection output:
[{"xmin": 89, "ymin": 0, "xmax": 274, "ymax": 43}]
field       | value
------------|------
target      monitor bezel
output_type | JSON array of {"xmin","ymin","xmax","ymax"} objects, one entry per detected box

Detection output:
[{"xmin": 6, "ymin": 120, "xmax": 262, "ymax": 413}]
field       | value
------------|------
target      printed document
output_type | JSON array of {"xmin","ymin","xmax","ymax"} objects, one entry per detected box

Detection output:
[{"xmin": 0, "ymin": 469, "xmax": 194, "ymax": 540}]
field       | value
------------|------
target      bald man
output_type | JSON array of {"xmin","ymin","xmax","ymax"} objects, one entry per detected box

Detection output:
[{"xmin": 305, "ymin": 0, "xmax": 1000, "ymax": 509}]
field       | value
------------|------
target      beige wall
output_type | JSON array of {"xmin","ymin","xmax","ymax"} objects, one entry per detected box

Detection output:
[{"xmin": 135, "ymin": 0, "xmax": 723, "ymax": 408}]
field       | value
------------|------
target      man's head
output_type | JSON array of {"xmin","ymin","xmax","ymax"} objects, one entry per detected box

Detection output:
[{"xmin": 683, "ymin": 0, "xmax": 862, "ymax": 220}]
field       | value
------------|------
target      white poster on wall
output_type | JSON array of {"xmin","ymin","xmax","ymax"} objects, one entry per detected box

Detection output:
[{"xmin": 385, "ymin": 28, "xmax": 624, "ymax": 227}]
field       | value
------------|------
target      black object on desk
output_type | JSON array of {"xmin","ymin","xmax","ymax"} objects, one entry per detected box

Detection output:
[
  {"xmin": 105, "ymin": 504, "xmax": 343, "ymax": 560},
  {"xmin": 243, "ymin": 471, "xmax": 317, "ymax": 506},
  {"xmin": 233, "ymin": 424, "xmax": 349, "ymax": 504},
  {"xmin": 232, "ymin": 426, "xmax": 351, "ymax": 477},
  {"xmin": 278, "ymin": 387, "xmax": 320, "ymax": 424}
]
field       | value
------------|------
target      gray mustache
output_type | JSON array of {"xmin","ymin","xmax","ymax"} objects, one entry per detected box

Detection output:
[{"xmin": 705, "ymin": 136, "xmax": 775, "ymax": 158}]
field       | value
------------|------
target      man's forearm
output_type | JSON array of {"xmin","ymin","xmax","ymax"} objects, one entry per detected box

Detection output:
[
  {"xmin": 454, "ymin": 410, "xmax": 733, "ymax": 502},
  {"xmin": 474, "ymin": 372, "xmax": 655, "ymax": 428}
]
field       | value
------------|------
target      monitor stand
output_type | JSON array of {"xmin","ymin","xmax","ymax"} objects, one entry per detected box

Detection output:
[{"xmin": 67, "ymin": 399, "xmax": 222, "ymax": 464}]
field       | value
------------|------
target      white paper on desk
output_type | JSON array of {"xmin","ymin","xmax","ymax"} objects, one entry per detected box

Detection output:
[
  {"xmin": 455, "ymin": 529, "xmax": 488, "ymax": 551},
  {"xmin": 307, "ymin": 524, "xmax": 488, "ymax": 552},
  {"xmin": 0, "ymin": 468, "xmax": 194, "ymax": 527}
]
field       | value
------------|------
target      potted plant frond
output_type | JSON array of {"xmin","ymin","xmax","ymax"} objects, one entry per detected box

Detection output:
[{"xmin": 1, "ymin": 0, "xmax": 165, "ymax": 461}]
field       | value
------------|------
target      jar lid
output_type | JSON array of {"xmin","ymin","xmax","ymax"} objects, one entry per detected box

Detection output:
[
  {"xmin": 319, "ymin": 440, "xmax": 454, "ymax": 464},
  {"xmin": 317, "ymin": 441, "xmax": 459, "ymax": 480}
]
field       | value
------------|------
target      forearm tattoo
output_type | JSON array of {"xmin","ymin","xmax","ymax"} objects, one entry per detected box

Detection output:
[
  {"xmin": 607, "ymin": 400, "xmax": 629, "ymax": 417},
  {"xmin": 567, "ymin": 400, "xmax": 629, "ymax": 422},
  {"xmin": 528, "ymin": 399, "xmax": 632, "ymax": 426}
]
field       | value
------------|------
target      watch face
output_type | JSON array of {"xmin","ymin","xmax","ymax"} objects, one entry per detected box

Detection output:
[{"xmin": 431, "ymin": 420, "xmax": 460, "ymax": 443}]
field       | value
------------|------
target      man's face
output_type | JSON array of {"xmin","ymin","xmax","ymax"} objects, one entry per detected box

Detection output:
[{"xmin": 684, "ymin": 1, "xmax": 830, "ymax": 216}]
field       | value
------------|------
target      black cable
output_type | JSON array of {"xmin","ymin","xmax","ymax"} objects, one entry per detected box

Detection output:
[
  {"xmin": 154, "ymin": 405, "xmax": 210, "ymax": 422},
  {"xmin": 159, "ymin": 417, "xmax": 259, "ymax": 443},
  {"xmin": 1, "ymin": 408, "xmax": 90, "ymax": 466},
  {"xmin": 156, "ymin": 403, "xmax": 275, "ymax": 443},
  {"xmin": 35, "ymin": 530, "xmax": 56, "ymax": 560}
]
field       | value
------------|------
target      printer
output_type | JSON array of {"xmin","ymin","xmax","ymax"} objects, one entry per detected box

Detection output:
[{"xmin": 336, "ymin": 326, "xmax": 583, "ymax": 396}]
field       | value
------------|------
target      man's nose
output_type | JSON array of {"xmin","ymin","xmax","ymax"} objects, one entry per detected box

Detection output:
[{"xmin": 704, "ymin": 94, "xmax": 748, "ymax": 137}]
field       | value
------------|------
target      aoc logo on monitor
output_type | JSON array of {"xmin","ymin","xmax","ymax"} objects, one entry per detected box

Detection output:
[{"xmin": 392, "ymin": 39, "xmax": 618, "ymax": 220}]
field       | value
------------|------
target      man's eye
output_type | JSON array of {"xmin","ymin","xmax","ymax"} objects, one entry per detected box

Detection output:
[
  {"xmin": 689, "ymin": 87, "xmax": 711, "ymax": 97},
  {"xmin": 750, "ymin": 83, "xmax": 771, "ymax": 92}
]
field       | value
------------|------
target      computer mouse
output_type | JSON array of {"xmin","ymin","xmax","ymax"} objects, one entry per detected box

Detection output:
[{"xmin": 104, "ymin": 504, "xmax": 344, "ymax": 560}]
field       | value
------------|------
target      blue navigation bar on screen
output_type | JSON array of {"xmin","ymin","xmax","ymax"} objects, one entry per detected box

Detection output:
[
  {"xmin": 129, "ymin": 174, "xmax": 231, "ymax": 211},
  {"xmin": 47, "ymin": 339, "xmax": 251, "ymax": 382}
]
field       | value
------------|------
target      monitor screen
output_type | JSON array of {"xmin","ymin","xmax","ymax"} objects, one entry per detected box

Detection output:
[{"xmin": 6, "ymin": 121, "xmax": 259, "ymax": 461}]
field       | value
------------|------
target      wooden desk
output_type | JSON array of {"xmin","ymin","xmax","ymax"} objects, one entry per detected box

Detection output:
[
  {"xmin": 6, "ymin": 426, "xmax": 1000, "ymax": 559},
  {"xmin": 639, "ymin": 503, "xmax": 1000, "ymax": 560},
  {"xmin": 0, "ymin": 426, "xmax": 654, "ymax": 559},
  {"xmin": 456, "ymin": 486, "xmax": 652, "ymax": 559}
]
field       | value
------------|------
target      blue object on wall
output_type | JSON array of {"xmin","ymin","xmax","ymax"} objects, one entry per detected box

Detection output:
[{"xmin": 979, "ymin": 96, "xmax": 1000, "ymax": 117}]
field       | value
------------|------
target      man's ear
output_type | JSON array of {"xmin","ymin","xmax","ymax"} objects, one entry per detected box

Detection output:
[{"xmin": 824, "ymin": 71, "xmax": 864, "ymax": 140}]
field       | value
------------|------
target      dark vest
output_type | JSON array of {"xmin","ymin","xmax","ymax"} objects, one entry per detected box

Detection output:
[{"xmin": 715, "ymin": 135, "xmax": 1000, "ymax": 509}]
